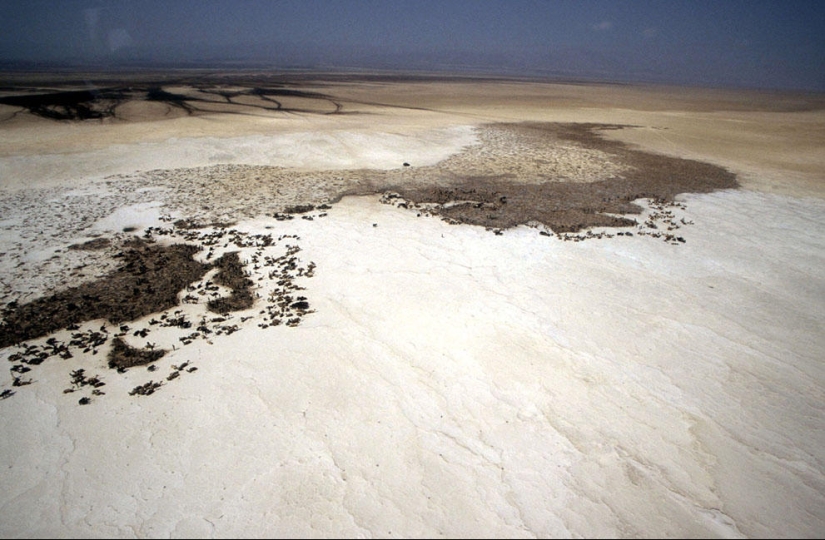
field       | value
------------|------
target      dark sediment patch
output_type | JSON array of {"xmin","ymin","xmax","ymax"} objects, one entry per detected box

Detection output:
[
  {"xmin": 391, "ymin": 123, "xmax": 738, "ymax": 233},
  {"xmin": 68, "ymin": 238, "xmax": 111, "ymax": 251},
  {"xmin": 0, "ymin": 240, "xmax": 263, "ymax": 349},
  {"xmin": 207, "ymin": 252, "xmax": 255, "ymax": 314},
  {"xmin": 107, "ymin": 336, "xmax": 166, "ymax": 370},
  {"xmin": 0, "ymin": 239, "xmax": 208, "ymax": 348},
  {"xmin": 283, "ymin": 204, "xmax": 316, "ymax": 214},
  {"xmin": 173, "ymin": 218, "xmax": 236, "ymax": 230}
]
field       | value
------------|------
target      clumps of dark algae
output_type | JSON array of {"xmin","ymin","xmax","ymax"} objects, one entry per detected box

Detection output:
[
  {"xmin": 0, "ymin": 238, "xmax": 208, "ymax": 349},
  {"xmin": 0, "ymin": 226, "xmax": 318, "ymax": 402}
]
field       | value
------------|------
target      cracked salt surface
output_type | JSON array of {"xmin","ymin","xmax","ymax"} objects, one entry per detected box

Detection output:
[{"xmin": 2, "ymin": 187, "xmax": 822, "ymax": 537}]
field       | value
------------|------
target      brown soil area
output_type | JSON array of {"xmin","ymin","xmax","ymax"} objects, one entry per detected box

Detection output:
[{"xmin": 390, "ymin": 123, "xmax": 739, "ymax": 232}]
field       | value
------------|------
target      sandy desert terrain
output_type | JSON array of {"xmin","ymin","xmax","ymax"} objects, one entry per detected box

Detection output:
[{"xmin": 0, "ymin": 72, "xmax": 823, "ymax": 538}]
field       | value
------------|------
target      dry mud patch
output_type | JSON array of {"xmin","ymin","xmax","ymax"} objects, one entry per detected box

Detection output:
[{"xmin": 0, "ymin": 121, "xmax": 737, "ymax": 403}]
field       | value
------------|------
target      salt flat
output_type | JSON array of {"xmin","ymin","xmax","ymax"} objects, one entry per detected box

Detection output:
[{"xmin": 0, "ymin": 74, "xmax": 823, "ymax": 538}]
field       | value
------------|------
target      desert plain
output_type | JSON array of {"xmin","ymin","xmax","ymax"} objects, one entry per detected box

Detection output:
[{"xmin": 0, "ymin": 72, "xmax": 823, "ymax": 538}]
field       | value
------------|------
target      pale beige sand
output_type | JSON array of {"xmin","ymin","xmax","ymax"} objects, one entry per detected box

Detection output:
[{"xmin": 0, "ymin": 76, "xmax": 823, "ymax": 538}]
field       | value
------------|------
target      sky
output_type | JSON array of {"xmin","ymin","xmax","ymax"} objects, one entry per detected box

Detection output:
[{"xmin": 0, "ymin": 0, "xmax": 823, "ymax": 91}]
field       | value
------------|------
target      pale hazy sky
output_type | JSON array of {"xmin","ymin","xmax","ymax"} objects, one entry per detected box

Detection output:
[{"xmin": 1, "ymin": 0, "xmax": 823, "ymax": 91}]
